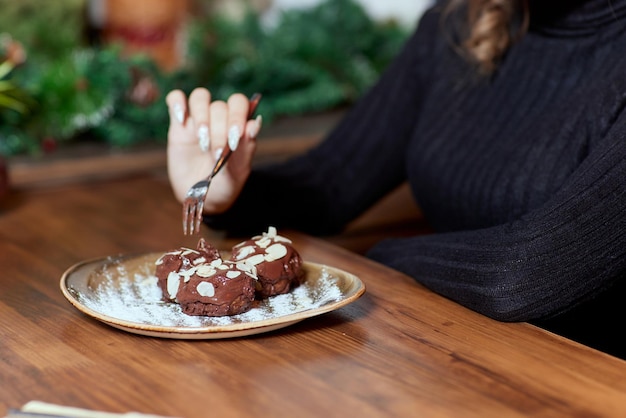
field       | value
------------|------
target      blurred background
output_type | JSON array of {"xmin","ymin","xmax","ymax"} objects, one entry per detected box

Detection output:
[
  {"xmin": 0, "ymin": 0, "xmax": 431, "ymax": 195},
  {"xmin": 0, "ymin": 0, "xmax": 434, "ymax": 158}
]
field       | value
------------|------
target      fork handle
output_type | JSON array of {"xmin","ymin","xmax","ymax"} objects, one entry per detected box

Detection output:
[
  {"xmin": 210, "ymin": 147, "xmax": 232, "ymax": 178},
  {"xmin": 209, "ymin": 93, "xmax": 262, "ymax": 179}
]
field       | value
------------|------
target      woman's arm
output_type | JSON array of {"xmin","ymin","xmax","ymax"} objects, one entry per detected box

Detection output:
[{"xmin": 367, "ymin": 121, "xmax": 626, "ymax": 322}]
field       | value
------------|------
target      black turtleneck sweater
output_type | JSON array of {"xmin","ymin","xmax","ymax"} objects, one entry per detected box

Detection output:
[{"xmin": 206, "ymin": 0, "xmax": 626, "ymax": 358}]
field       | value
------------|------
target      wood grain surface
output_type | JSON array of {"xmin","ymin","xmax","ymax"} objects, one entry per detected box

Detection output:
[{"xmin": 1, "ymin": 173, "xmax": 625, "ymax": 418}]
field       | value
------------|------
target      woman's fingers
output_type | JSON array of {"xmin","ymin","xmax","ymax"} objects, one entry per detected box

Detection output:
[
  {"xmin": 166, "ymin": 89, "xmax": 200, "ymax": 150},
  {"xmin": 167, "ymin": 89, "xmax": 259, "ymax": 154},
  {"xmin": 228, "ymin": 114, "xmax": 263, "ymax": 175},
  {"xmin": 166, "ymin": 89, "xmax": 264, "ymax": 212},
  {"xmin": 209, "ymin": 100, "xmax": 229, "ymax": 157},
  {"xmin": 226, "ymin": 93, "xmax": 251, "ymax": 151},
  {"xmin": 165, "ymin": 89, "xmax": 187, "ymax": 125},
  {"xmin": 246, "ymin": 115, "xmax": 263, "ymax": 140},
  {"xmin": 188, "ymin": 88, "xmax": 212, "ymax": 152}
]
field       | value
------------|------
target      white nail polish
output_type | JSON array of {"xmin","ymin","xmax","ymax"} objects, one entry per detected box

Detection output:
[
  {"xmin": 173, "ymin": 103, "xmax": 184, "ymax": 123},
  {"xmin": 198, "ymin": 125, "xmax": 210, "ymax": 152},
  {"xmin": 228, "ymin": 125, "xmax": 240, "ymax": 151},
  {"xmin": 215, "ymin": 147, "xmax": 223, "ymax": 160},
  {"xmin": 248, "ymin": 126, "xmax": 257, "ymax": 140},
  {"xmin": 248, "ymin": 115, "xmax": 263, "ymax": 139}
]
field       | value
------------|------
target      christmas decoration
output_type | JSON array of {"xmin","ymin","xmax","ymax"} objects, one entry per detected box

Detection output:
[{"xmin": 0, "ymin": 0, "xmax": 408, "ymax": 157}]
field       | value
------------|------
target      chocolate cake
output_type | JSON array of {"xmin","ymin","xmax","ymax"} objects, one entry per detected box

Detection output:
[
  {"xmin": 154, "ymin": 228, "xmax": 304, "ymax": 317},
  {"xmin": 155, "ymin": 239, "xmax": 257, "ymax": 316},
  {"xmin": 173, "ymin": 259, "xmax": 257, "ymax": 316},
  {"xmin": 230, "ymin": 226, "xmax": 305, "ymax": 299},
  {"xmin": 155, "ymin": 238, "xmax": 221, "ymax": 302}
]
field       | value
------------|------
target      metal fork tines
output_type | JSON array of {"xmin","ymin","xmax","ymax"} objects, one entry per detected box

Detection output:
[{"xmin": 182, "ymin": 93, "xmax": 261, "ymax": 235}]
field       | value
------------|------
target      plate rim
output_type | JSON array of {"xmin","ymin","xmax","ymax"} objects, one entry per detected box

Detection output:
[{"xmin": 60, "ymin": 253, "xmax": 366, "ymax": 338}]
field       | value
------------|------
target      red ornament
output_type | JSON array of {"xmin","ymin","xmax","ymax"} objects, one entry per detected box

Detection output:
[{"xmin": 41, "ymin": 137, "xmax": 57, "ymax": 154}]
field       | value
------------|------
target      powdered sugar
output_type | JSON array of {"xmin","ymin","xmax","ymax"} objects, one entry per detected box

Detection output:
[{"xmin": 78, "ymin": 265, "xmax": 344, "ymax": 328}]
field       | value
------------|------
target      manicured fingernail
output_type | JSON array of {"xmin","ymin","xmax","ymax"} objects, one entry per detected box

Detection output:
[
  {"xmin": 249, "ymin": 115, "xmax": 263, "ymax": 139},
  {"xmin": 215, "ymin": 147, "xmax": 223, "ymax": 160},
  {"xmin": 228, "ymin": 125, "xmax": 241, "ymax": 151},
  {"xmin": 198, "ymin": 125, "xmax": 210, "ymax": 152},
  {"xmin": 173, "ymin": 103, "xmax": 184, "ymax": 123}
]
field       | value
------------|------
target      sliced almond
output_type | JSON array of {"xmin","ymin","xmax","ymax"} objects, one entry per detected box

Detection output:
[
  {"xmin": 264, "ymin": 243, "xmax": 287, "ymax": 261},
  {"xmin": 197, "ymin": 282, "xmax": 215, "ymax": 297}
]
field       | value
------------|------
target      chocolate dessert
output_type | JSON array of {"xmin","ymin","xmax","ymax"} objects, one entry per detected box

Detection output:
[
  {"xmin": 174, "ymin": 259, "xmax": 257, "ymax": 317},
  {"xmin": 230, "ymin": 226, "xmax": 305, "ymax": 298},
  {"xmin": 154, "ymin": 228, "xmax": 304, "ymax": 317},
  {"xmin": 155, "ymin": 238, "xmax": 221, "ymax": 302},
  {"xmin": 155, "ymin": 239, "xmax": 257, "ymax": 316}
]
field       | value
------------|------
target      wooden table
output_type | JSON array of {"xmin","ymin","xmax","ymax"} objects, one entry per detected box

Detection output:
[{"xmin": 1, "ymin": 173, "xmax": 626, "ymax": 418}]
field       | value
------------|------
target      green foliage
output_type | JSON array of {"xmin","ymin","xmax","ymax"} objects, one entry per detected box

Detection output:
[
  {"xmin": 0, "ymin": 0, "xmax": 409, "ymax": 157},
  {"xmin": 91, "ymin": 57, "xmax": 179, "ymax": 148},
  {"xmin": 0, "ymin": 0, "xmax": 86, "ymax": 57},
  {"xmin": 186, "ymin": 0, "xmax": 408, "ymax": 122},
  {"xmin": 0, "ymin": 62, "xmax": 31, "ymax": 115}
]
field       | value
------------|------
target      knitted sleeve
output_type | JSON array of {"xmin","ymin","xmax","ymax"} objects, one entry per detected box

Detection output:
[{"xmin": 367, "ymin": 114, "xmax": 626, "ymax": 323}]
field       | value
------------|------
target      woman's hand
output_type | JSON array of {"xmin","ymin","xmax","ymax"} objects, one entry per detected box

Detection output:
[{"xmin": 165, "ymin": 88, "xmax": 263, "ymax": 214}]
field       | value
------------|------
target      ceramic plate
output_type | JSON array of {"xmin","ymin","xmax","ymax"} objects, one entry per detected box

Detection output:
[{"xmin": 60, "ymin": 252, "xmax": 365, "ymax": 339}]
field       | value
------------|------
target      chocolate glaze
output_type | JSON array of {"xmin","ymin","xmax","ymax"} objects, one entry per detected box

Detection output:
[
  {"xmin": 175, "ymin": 260, "xmax": 256, "ymax": 317},
  {"xmin": 154, "ymin": 238, "xmax": 221, "ymax": 302},
  {"xmin": 231, "ymin": 228, "xmax": 304, "ymax": 299},
  {"xmin": 153, "ymin": 228, "xmax": 304, "ymax": 317}
]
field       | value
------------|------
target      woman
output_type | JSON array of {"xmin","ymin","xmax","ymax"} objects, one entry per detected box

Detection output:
[{"xmin": 165, "ymin": 0, "xmax": 626, "ymax": 358}]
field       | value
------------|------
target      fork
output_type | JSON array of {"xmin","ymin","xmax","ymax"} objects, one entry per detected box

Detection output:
[{"xmin": 182, "ymin": 93, "xmax": 262, "ymax": 235}]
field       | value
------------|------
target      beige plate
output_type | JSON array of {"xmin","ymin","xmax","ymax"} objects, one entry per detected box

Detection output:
[{"xmin": 60, "ymin": 252, "xmax": 365, "ymax": 339}]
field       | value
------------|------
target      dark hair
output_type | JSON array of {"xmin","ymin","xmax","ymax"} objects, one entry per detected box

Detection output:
[{"xmin": 443, "ymin": 0, "xmax": 529, "ymax": 74}]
